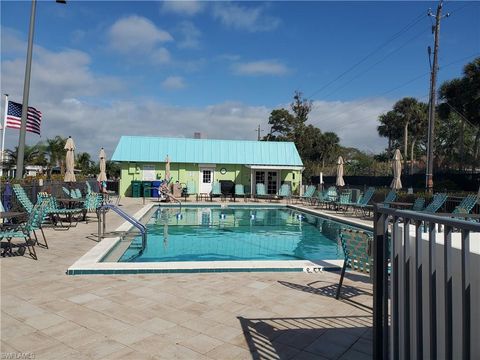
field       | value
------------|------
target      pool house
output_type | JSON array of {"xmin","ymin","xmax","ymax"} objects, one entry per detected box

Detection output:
[{"xmin": 112, "ymin": 136, "xmax": 304, "ymax": 197}]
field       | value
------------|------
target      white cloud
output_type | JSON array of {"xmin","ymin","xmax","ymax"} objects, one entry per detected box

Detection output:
[
  {"xmin": 177, "ymin": 21, "xmax": 201, "ymax": 49},
  {"xmin": 161, "ymin": 1, "xmax": 205, "ymax": 16},
  {"xmin": 212, "ymin": 3, "xmax": 280, "ymax": 32},
  {"xmin": 308, "ymin": 99, "xmax": 393, "ymax": 153},
  {"xmin": 107, "ymin": 15, "xmax": 173, "ymax": 54},
  {"xmin": 232, "ymin": 60, "xmax": 289, "ymax": 76},
  {"xmin": 161, "ymin": 76, "xmax": 186, "ymax": 90},
  {"xmin": 151, "ymin": 47, "xmax": 171, "ymax": 64}
]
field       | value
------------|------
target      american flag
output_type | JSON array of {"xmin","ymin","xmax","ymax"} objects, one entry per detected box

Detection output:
[{"xmin": 5, "ymin": 101, "xmax": 42, "ymax": 135}]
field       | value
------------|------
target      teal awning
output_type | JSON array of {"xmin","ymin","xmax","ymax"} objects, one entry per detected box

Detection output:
[{"xmin": 112, "ymin": 136, "xmax": 303, "ymax": 166}]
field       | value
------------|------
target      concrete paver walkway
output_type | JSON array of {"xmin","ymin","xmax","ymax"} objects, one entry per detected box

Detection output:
[{"xmin": 1, "ymin": 198, "xmax": 373, "ymax": 359}]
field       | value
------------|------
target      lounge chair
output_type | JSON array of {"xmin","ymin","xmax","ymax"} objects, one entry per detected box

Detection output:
[
  {"xmin": 12, "ymin": 184, "xmax": 34, "ymax": 214},
  {"xmin": 381, "ymin": 190, "xmax": 397, "ymax": 208},
  {"xmin": 312, "ymin": 190, "xmax": 327, "ymax": 208},
  {"xmin": 322, "ymin": 186, "xmax": 339, "ymax": 209},
  {"xmin": 37, "ymin": 192, "xmax": 84, "ymax": 228},
  {"xmin": 422, "ymin": 193, "xmax": 448, "ymax": 213},
  {"xmin": 278, "ymin": 184, "xmax": 292, "ymax": 202},
  {"xmin": 0, "ymin": 202, "xmax": 48, "ymax": 259},
  {"xmin": 335, "ymin": 190, "xmax": 352, "ymax": 213},
  {"xmin": 210, "ymin": 182, "xmax": 223, "ymax": 201},
  {"xmin": 336, "ymin": 228, "xmax": 373, "ymax": 299},
  {"xmin": 183, "ymin": 181, "xmax": 197, "ymax": 201},
  {"xmin": 351, "ymin": 187, "xmax": 376, "ymax": 216},
  {"xmin": 411, "ymin": 197, "xmax": 425, "ymax": 211},
  {"xmin": 294, "ymin": 185, "xmax": 316, "ymax": 205},
  {"xmin": 233, "ymin": 184, "xmax": 246, "ymax": 202},
  {"xmin": 85, "ymin": 181, "xmax": 92, "ymax": 195},
  {"xmin": 453, "ymin": 194, "xmax": 477, "ymax": 214},
  {"xmin": 255, "ymin": 183, "xmax": 270, "ymax": 201}
]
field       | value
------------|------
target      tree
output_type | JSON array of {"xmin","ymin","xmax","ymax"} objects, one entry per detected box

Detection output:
[
  {"xmin": 44, "ymin": 136, "xmax": 67, "ymax": 177},
  {"xmin": 76, "ymin": 152, "xmax": 94, "ymax": 176},
  {"xmin": 4, "ymin": 144, "xmax": 46, "ymax": 174},
  {"xmin": 438, "ymin": 57, "xmax": 480, "ymax": 171}
]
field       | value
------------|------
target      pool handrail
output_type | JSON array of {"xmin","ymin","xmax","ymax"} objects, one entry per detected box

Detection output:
[{"xmin": 98, "ymin": 204, "xmax": 147, "ymax": 250}]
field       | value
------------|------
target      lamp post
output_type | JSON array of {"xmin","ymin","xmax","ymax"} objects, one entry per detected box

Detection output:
[{"xmin": 15, "ymin": 0, "xmax": 66, "ymax": 180}]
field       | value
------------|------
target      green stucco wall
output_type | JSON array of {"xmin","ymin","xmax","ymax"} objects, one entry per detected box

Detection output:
[{"xmin": 119, "ymin": 162, "xmax": 302, "ymax": 196}]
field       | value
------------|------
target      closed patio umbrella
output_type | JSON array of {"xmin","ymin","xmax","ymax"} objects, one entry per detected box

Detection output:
[
  {"xmin": 336, "ymin": 156, "xmax": 345, "ymax": 187},
  {"xmin": 64, "ymin": 136, "xmax": 76, "ymax": 182},
  {"xmin": 390, "ymin": 149, "xmax": 402, "ymax": 190},
  {"xmin": 97, "ymin": 148, "xmax": 107, "ymax": 182}
]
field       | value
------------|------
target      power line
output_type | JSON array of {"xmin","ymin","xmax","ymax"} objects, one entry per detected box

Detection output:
[
  {"xmin": 310, "ymin": 53, "xmax": 479, "ymax": 125},
  {"xmin": 321, "ymin": 27, "xmax": 429, "ymax": 100},
  {"xmin": 306, "ymin": 11, "xmax": 426, "ymax": 99}
]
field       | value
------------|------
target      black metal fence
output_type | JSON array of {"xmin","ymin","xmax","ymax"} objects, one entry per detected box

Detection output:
[
  {"xmin": 373, "ymin": 205, "xmax": 479, "ymax": 359},
  {"xmin": 0, "ymin": 180, "xmax": 119, "ymax": 212},
  {"xmin": 311, "ymin": 173, "xmax": 480, "ymax": 192}
]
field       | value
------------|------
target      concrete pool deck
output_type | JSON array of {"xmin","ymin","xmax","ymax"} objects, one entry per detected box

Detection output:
[{"xmin": 1, "ymin": 197, "xmax": 373, "ymax": 360}]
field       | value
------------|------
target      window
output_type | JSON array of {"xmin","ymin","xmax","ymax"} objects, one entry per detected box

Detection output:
[
  {"xmin": 203, "ymin": 170, "xmax": 212, "ymax": 183},
  {"xmin": 255, "ymin": 171, "xmax": 265, "ymax": 185}
]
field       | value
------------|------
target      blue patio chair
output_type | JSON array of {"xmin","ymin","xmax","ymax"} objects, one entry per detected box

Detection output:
[
  {"xmin": 234, "ymin": 184, "xmax": 246, "ymax": 202},
  {"xmin": 411, "ymin": 197, "xmax": 425, "ymax": 211},
  {"xmin": 336, "ymin": 228, "xmax": 373, "ymax": 299},
  {"xmin": 295, "ymin": 185, "xmax": 316, "ymax": 204},
  {"xmin": 322, "ymin": 186, "xmax": 339, "ymax": 209},
  {"xmin": 278, "ymin": 184, "xmax": 291, "ymax": 200},
  {"xmin": 255, "ymin": 183, "xmax": 269, "ymax": 201},
  {"xmin": 12, "ymin": 184, "xmax": 34, "ymax": 214},
  {"xmin": 335, "ymin": 190, "xmax": 352, "ymax": 213},
  {"xmin": 422, "ymin": 193, "xmax": 448, "ymax": 213},
  {"xmin": 210, "ymin": 182, "xmax": 223, "ymax": 201},
  {"xmin": 183, "ymin": 181, "xmax": 197, "ymax": 201},
  {"xmin": 453, "ymin": 194, "xmax": 477, "ymax": 214},
  {"xmin": 85, "ymin": 181, "xmax": 92, "ymax": 195},
  {"xmin": 381, "ymin": 190, "xmax": 397, "ymax": 208},
  {"xmin": 351, "ymin": 187, "xmax": 376, "ymax": 216},
  {"xmin": 0, "ymin": 202, "xmax": 48, "ymax": 259}
]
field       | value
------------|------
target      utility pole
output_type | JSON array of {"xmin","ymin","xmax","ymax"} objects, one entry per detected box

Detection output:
[
  {"xmin": 16, "ymin": 0, "xmax": 37, "ymax": 180},
  {"xmin": 425, "ymin": 1, "xmax": 449, "ymax": 192},
  {"xmin": 255, "ymin": 125, "xmax": 264, "ymax": 141}
]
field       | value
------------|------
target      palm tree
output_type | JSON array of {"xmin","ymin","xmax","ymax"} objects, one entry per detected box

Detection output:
[
  {"xmin": 44, "ymin": 136, "xmax": 67, "ymax": 177},
  {"xmin": 4, "ymin": 144, "xmax": 46, "ymax": 175},
  {"xmin": 76, "ymin": 152, "xmax": 93, "ymax": 176}
]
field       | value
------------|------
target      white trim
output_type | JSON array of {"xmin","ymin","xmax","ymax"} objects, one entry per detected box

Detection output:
[{"xmin": 246, "ymin": 165, "xmax": 303, "ymax": 171}]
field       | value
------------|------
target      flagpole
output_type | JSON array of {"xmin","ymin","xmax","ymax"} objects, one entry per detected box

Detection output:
[{"xmin": 0, "ymin": 94, "xmax": 8, "ymax": 177}]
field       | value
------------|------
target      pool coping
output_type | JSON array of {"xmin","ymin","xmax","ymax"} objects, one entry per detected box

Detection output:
[{"xmin": 67, "ymin": 203, "xmax": 371, "ymax": 275}]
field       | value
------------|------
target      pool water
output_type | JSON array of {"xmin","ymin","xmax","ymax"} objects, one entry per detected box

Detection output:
[{"xmin": 110, "ymin": 206, "xmax": 361, "ymax": 263}]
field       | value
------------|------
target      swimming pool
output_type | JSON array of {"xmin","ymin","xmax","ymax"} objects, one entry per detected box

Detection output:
[
  {"xmin": 103, "ymin": 206, "xmax": 361, "ymax": 263},
  {"xmin": 68, "ymin": 204, "xmax": 372, "ymax": 274}
]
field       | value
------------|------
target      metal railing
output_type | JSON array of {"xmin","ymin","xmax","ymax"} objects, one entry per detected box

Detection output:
[
  {"xmin": 98, "ymin": 204, "xmax": 147, "ymax": 251},
  {"xmin": 373, "ymin": 205, "xmax": 479, "ymax": 359}
]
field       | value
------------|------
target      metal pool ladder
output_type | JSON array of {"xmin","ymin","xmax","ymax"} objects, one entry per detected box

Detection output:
[{"xmin": 97, "ymin": 204, "xmax": 147, "ymax": 251}]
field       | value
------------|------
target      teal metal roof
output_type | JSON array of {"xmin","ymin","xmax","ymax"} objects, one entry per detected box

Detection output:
[{"xmin": 111, "ymin": 136, "xmax": 303, "ymax": 166}]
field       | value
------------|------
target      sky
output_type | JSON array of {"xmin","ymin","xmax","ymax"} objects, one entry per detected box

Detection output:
[{"xmin": 1, "ymin": 1, "xmax": 479, "ymax": 159}]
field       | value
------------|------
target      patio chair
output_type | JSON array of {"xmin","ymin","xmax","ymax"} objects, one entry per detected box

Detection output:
[
  {"xmin": 336, "ymin": 228, "xmax": 373, "ymax": 299},
  {"xmin": 453, "ymin": 194, "xmax": 477, "ymax": 214},
  {"xmin": 83, "ymin": 192, "xmax": 103, "ymax": 223},
  {"xmin": 37, "ymin": 192, "xmax": 84, "ymax": 228},
  {"xmin": 335, "ymin": 190, "xmax": 352, "ymax": 213},
  {"xmin": 422, "ymin": 193, "xmax": 448, "ymax": 213},
  {"xmin": 381, "ymin": 190, "xmax": 397, "ymax": 208},
  {"xmin": 210, "ymin": 182, "xmax": 223, "ymax": 201},
  {"xmin": 322, "ymin": 186, "xmax": 339, "ymax": 209},
  {"xmin": 294, "ymin": 185, "xmax": 316, "ymax": 204},
  {"xmin": 351, "ymin": 187, "xmax": 376, "ymax": 216},
  {"xmin": 233, "ymin": 184, "xmax": 246, "ymax": 202},
  {"xmin": 183, "ymin": 181, "xmax": 197, "ymax": 201},
  {"xmin": 278, "ymin": 184, "xmax": 292, "ymax": 201},
  {"xmin": 12, "ymin": 184, "xmax": 34, "ymax": 214},
  {"xmin": 312, "ymin": 190, "xmax": 327, "ymax": 208},
  {"xmin": 255, "ymin": 183, "xmax": 270, "ymax": 201},
  {"xmin": 0, "ymin": 202, "xmax": 48, "ymax": 259},
  {"xmin": 411, "ymin": 197, "xmax": 425, "ymax": 211}
]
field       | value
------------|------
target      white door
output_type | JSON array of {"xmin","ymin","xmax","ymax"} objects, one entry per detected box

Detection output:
[{"xmin": 199, "ymin": 168, "xmax": 214, "ymax": 194}]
